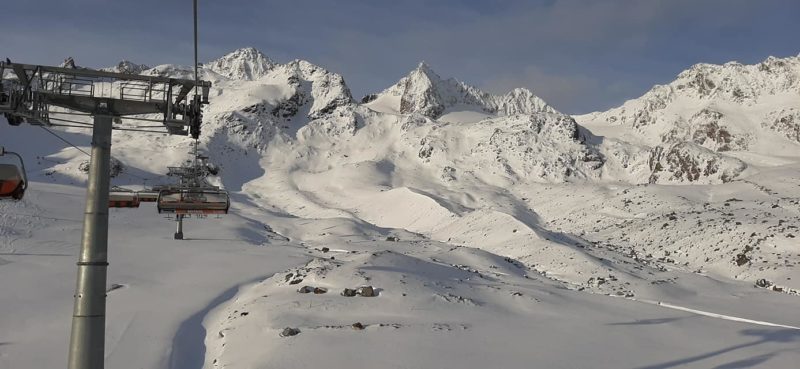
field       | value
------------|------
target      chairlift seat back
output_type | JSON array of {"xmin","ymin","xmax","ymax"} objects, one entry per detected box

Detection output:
[
  {"xmin": 157, "ymin": 189, "xmax": 229, "ymax": 215},
  {"xmin": 109, "ymin": 192, "xmax": 140, "ymax": 208},
  {"xmin": 0, "ymin": 163, "xmax": 25, "ymax": 200}
]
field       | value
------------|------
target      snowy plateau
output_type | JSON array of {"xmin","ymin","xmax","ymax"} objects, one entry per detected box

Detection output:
[{"xmin": 1, "ymin": 47, "xmax": 800, "ymax": 369}]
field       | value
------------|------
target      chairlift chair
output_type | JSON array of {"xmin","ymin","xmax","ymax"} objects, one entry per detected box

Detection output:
[
  {"xmin": 0, "ymin": 146, "xmax": 28, "ymax": 200},
  {"xmin": 108, "ymin": 189, "xmax": 158, "ymax": 208},
  {"xmin": 137, "ymin": 191, "xmax": 159, "ymax": 203},
  {"xmin": 156, "ymin": 188, "xmax": 230, "ymax": 215},
  {"xmin": 108, "ymin": 191, "xmax": 140, "ymax": 208}
]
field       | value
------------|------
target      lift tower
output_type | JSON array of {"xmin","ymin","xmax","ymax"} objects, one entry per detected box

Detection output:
[{"xmin": 0, "ymin": 61, "xmax": 211, "ymax": 368}]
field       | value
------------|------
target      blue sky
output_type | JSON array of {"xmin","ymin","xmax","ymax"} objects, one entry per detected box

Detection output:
[{"xmin": 1, "ymin": 0, "xmax": 798, "ymax": 113}]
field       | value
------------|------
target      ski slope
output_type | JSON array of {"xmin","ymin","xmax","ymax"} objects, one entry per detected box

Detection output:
[{"xmin": 2, "ymin": 178, "xmax": 800, "ymax": 369}]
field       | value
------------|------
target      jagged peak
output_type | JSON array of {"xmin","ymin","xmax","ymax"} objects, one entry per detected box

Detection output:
[
  {"xmin": 413, "ymin": 61, "xmax": 438, "ymax": 76},
  {"xmin": 375, "ymin": 62, "xmax": 555, "ymax": 118},
  {"xmin": 207, "ymin": 47, "xmax": 275, "ymax": 80},
  {"xmin": 278, "ymin": 59, "xmax": 350, "ymax": 88},
  {"xmin": 677, "ymin": 54, "xmax": 800, "ymax": 78},
  {"xmin": 100, "ymin": 60, "xmax": 150, "ymax": 74},
  {"xmin": 59, "ymin": 57, "xmax": 77, "ymax": 69},
  {"xmin": 403, "ymin": 61, "xmax": 444, "ymax": 86},
  {"xmin": 284, "ymin": 58, "xmax": 325, "ymax": 73},
  {"xmin": 223, "ymin": 47, "xmax": 273, "ymax": 62},
  {"xmin": 601, "ymin": 53, "xmax": 800, "ymax": 111},
  {"xmin": 505, "ymin": 87, "xmax": 536, "ymax": 97}
]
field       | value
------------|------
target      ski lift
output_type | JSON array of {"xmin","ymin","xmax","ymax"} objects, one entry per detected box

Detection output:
[
  {"xmin": 0, "ymin": 146, "xmax": 27, "ymax": 200},
  {"xmin": 156, "ymin": 188, "xmax": 229, "ymax": 215}
]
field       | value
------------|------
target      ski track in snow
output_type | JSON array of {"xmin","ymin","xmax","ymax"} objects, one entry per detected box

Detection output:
[
  {"xmin": 631, "ymin": 298, "xmax": 800, "ymax": 330},
  {"xmin": 170, "ymin": 278, "xmax": 260, "ymax": 369}
]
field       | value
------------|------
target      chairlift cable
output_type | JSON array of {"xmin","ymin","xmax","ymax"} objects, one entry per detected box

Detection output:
[
  {"xmin": 110, "ymin": 127, "xmax": 170, "ymax": 134},
  {"xmin": 47, "ymin": 123, "xmax": 94, "ymax": 130},
  {"xmin": 45, "ymin": 116, "xmax": 94, "ymax": 126},
  {"xmin": 49, "ymin": 117, "xmax": 169, "ymax": 134},
  {"xmin": 39, "ymin": 123, "xmax": 157, "ymax": 183},
  {"xmin": 38, "ymin": 126, "xmax": 91, "ymax": 157},
  {"xmin": 48, "ymin": 111, "xmax": 172, "ymax": 125},
  {"xmin": 194, "ymin": 0, "xmax": 199, "ymax": 99},
  {"xmin": 48, "ymin": 121, "xmax": 169, "ymax": 134}
]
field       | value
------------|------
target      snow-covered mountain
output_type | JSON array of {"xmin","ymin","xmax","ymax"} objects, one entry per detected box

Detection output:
[
  {"xmin": 205, "ymin": 47, "xmax": 275, "ymax": 80},
  {"xmin": 100, "ymin": 60, "xmax": 151, "ymax": 75},
  {"xmin": 576, "ymin": 55, "xmax": 800, "ymax": 184},
  {"xmin": 14, "ymin": 49, "xmax": 800, "ymax": 188},
  {"xmin": 393, "ymin": 112, "xmax": 603, "ymax": 184},
  {"xmin": 135, "ymin": 51, "xmax": 595, "ymax": 187},
  {"xmin": 365, "ymin": 62, "xmax": 555, "ymax": 121}
]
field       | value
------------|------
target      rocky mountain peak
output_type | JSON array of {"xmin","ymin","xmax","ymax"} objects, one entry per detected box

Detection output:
[
  {"xmin": 100, "ymin": 60, "xmax": 150, "ymax": 74},
  {"xmin": 59, "ymin": 57, "xmax": 76, "ymax": 69},
  {"xmin": 275, "ymin": 59, "xmax": 354, "ymax": 116},
  {"xmin": 207, "ymin": 47, "xmax": 275, "ymax": 80},
  {"xmin": 374, "ymin": 62, "xmax": 553, "ymax": 119},
  {"xmin": 672, "ymin": 55, "xmax": 800, "ymax": 101},
  {"xmin": 411, "ymin": 61, "xmax": 439, "ymax": 80}
]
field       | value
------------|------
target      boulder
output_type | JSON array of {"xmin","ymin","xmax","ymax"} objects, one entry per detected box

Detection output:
[
  {"xmin": 280, "ymin": 327, "xmax": 300, "ymax": 337},
  {"xmin": 298, "ymin": 286, "xmax": 314, "ymax": 294},
  {"xmin": 357, "ymin": 286, "xmax": 376, "ymax": 297}
]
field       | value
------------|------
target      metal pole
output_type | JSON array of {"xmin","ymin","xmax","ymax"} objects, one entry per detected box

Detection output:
[
  {"xmin": 193, "ymin": 0, "xmax": 198, "ymax": 89},
  {"xmin": 68, "ymin": 114, "xmax": 113, "ymax": 369},
  {"xmin": 175, "ymin": 214, "xmax": 184, "ymax": 240}
]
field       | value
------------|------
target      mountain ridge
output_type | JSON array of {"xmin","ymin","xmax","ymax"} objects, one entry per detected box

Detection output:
[
  {"xmin": 75, "ymin": 49, "xmax": 800, "ymax": 186},
  {"xmin": 366, "ymin": 61, "xmax": 555, "ymax": 119}
]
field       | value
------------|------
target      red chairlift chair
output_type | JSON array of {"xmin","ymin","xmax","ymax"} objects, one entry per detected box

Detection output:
[
  {"xmin": 0, "ymin": 146, "xmax": 27, "ymax": 200},
  {"xmin": 156, "ymin": 188, "xmax": 230, "ymax": 215}
]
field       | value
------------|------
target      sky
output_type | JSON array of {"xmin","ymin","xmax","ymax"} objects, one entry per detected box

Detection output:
[{"xmin": 1, "ymin": 0, "xmax": 799, "ymax": 114}]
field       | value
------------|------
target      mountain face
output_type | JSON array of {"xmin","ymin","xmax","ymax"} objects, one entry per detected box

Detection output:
[
  {"xmin": 100, "ymin": 60, "xmax": 150, "ymax": 74},
  {"xmin": 206, "ymin": 47, "xmax": 276, "ymax": 80},
  {"xmin": 195, "ymin": 50, "xmax": 356, "ymax": 166},
  {"xmin": 576, "ymin": 55, "xmax": 800, "ymax": 151},
  {"xmin": 366, "ymin": 62, "xmax": 554, "ymax": 119},
  {"xmin": 400, "ymin": 112, "xmax": 604, "ymax": 183},
  {"xmin": 647, "ymin": 142, "xmax": 746, "ymax": 183},
  {"xmin": 206, "ymin": 48, "xmax": 353, "ymax": 116},
  {"xmin": 576, "ymin": 54, "xmax": 800, "ymax": 184}
]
